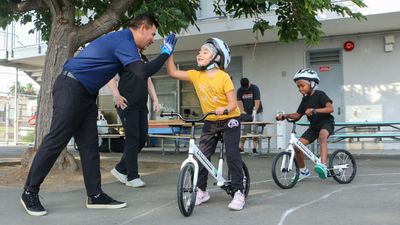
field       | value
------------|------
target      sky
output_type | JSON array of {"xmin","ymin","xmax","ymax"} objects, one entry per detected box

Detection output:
[{"xmin": 0, "ymin": 66, "xmax": 40, "ymax": 94}]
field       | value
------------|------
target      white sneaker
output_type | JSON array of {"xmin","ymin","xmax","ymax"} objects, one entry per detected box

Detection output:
[
  {"xmin": 111, "ymin": 168, "xmax": 127, "ymax": 184},
  {"xmin": 126, "ymin": 178, "xmax": 146, "ymax": 188},
  {"xmin": 298, "ymin": 168, "xmax": 311, "ymax": 182},
  {"xmin": 228, "ymin": 190, "xmax": 245, "ymax": 210},
  {"xmin": 195, "ymin": 189, "xmax": 210, "ymax": 206}
]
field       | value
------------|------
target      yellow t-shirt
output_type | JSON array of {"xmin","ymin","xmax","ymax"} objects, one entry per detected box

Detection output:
[{"xmin": 187, "ymin": 69, "xmax": 240, "ymax": 121}]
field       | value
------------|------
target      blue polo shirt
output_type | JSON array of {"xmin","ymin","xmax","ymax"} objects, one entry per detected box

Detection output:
[{"xmin": 63, "ymin": 29, "xmax": 141, "ymax": 95}]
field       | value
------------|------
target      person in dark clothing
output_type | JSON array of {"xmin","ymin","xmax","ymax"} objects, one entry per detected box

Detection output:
[
  {"xmin": 276, "ymin": 68, "xmax": 334, "ymax": 181},
  {"xmin": 107, "ymin": 53, "xmax": 159, "ymax": 187},
  {"xmin": 21, "ymin": 13, "xmax": 177, "ymax": 216},
  {"xmin": 237, "ymin": 78, "xmax": 264, "ymax": 154}
]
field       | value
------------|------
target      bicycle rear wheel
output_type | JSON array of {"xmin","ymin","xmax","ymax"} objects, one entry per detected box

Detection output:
[
  {"xmin": 227, "ymin": 162, "xmax": 250, "ymax": 197},
  {"xmin": 177, "ymin": 163, "xmax": 196, "ymax": 217},
  {"xmin": 271, "ymin": 151, "xmax": 299, "ymax": 189},
  {"xmin": 329, "ymin": 149, "xmax": 357, "ymax": 184},
  {"xmin": 242, "ymin": 162, "xmax": 250, "ymax": 197}
]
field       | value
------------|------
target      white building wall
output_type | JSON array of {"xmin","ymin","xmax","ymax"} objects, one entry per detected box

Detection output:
[{"xmin": 225, "ymin": 31, "xmax": 400, "ymax": 151}]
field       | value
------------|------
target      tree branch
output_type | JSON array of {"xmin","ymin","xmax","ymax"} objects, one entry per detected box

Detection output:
[
  {"xmin": 44, "ymin": 0, "xmax": 62, "ymax": 17},
  {"xmin": 6, "ymin": 0, "xmax": 47, "ymax": 13},
  {"xmin": 77, "ymin": 0, "xmax": 136, "ymax": 45}
]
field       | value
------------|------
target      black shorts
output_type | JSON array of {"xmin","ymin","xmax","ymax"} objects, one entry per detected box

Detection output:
[{"xmin": 301, "ymin": 122, "xmax": 334, "ymax": 143}]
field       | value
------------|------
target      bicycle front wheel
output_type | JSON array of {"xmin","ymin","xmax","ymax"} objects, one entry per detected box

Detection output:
[
  {"xmin": 271, "ymin": 151, "xmax": 299, "ymax": 189},
  {"xmin": 177, "ymin": 163, "xmax": 196, "ymax": 217},
  {"xmin": 329, "ymin": 149, "xmax": 357, "ymax": 184}
]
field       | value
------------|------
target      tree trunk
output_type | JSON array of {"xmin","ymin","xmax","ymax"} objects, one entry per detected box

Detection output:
[{"xmin": 26, "ymin": 20, "xmax": 80, "ymax": 173}]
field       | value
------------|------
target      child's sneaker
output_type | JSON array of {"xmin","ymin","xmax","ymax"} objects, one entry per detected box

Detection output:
[
  {"xmin": 195, "ymin": 188, "xmax": 210, "ymax": 206},
  {"xmin": 314, "ymin": 163, "xmax": 328, "ymax": 179},
  {"xmin": 298, "ymin": 168, "xmax": 311, "ymax": 181},
  {"xmin": 228, "ymin": 190, "xmax": 245, "ymax": 210}
]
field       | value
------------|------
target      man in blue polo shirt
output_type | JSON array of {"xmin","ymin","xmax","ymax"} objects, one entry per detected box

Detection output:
[{"xmin": 21, "ymin": 13, "xmax": 177, "ymax": 216}]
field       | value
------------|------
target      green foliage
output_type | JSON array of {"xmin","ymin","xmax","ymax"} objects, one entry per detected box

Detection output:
[
  {"xmin": 0, "ymin": 0, "xmax": 366, "ymax": 44},
  {"xmin": 122, "ymin": 0, "xmax": 200, "ymax": 36},
  {"xmin": 9, "ymin": 82, "xmax": 37, "ymax": 95},
  {"xmin": 215, "ymin": 0, "xmax": 366, "ymax": 44}
]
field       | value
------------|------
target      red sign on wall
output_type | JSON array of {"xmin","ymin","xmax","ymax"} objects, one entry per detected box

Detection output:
[{"xmin": 319, "ymin": 66, "xmax": 331, "ymax": 72}]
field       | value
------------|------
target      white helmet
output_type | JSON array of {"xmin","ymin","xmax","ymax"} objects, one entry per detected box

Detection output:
[
  {"xmin": 206, "ymin": 38, "xmax": 231, "ymax": 70},
  {"xmin": 293, "ymin": 68, "xmax": 320, "ymax": 83}
]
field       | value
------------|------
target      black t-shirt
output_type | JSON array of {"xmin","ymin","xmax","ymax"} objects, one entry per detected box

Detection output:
[
  {"xmin": 296, "ymin": 90, "xmax": 334, "ymax": 129},
  {"xmin": 117, "ymin": 54, "xmax": 149, "ymax": 111},
  {"xmin": 237, "ymin": 84, "xmax": 263, "ymax": 114}
]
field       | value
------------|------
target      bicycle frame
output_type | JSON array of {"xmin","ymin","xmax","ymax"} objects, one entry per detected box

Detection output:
[
  {"xmin": 283, "ymin": 132, "xmax": 321, "ymax": 172},
  {"xmin": 283, "ymin": 126, "xmax": 349, "ymax": 173},
  {"xmin": 181, "ymin": 137, "xmax": 227, "ymax": 188},
  {"xmin": 160, "ymin": 111, "xmax": 229, "ymax": 188}
]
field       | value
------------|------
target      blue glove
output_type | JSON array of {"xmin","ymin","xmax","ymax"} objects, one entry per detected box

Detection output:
[{"xmin": 161, "ymin": 33, "xmax": 177, "ymax": 56}]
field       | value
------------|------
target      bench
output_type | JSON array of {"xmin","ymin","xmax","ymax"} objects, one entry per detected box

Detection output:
[
  {"xmin": 147, "ymin": 134, "xmax": 195, "ymax": 154},
  {"xmin": 148, "ymin": 126, "xmax": 183, "ymax": 153},
  {"xmin": 330, "ymin": 132, "xmax": 400, "ymax": 142}
]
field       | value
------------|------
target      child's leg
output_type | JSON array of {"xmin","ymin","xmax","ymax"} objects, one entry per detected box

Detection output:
[
  {"xmin": 318, "ymin": 129, "xmax": 330, "ymax": 165},
  {"xmin": 296, "ymin": 138, "xmax": 310, "ymax": 168},
  {"xmin": 223, "ymin": 119, "xmax": 243, "ymax": 192},
  {"xmin": 197, "ymin": 122, "xmax": 218, "ymax": 191},
  {"xmin": 314, "ymin": 124, "xmax": 333, "ymax": 179}
]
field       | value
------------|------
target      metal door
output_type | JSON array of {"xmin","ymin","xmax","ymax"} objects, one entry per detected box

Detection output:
[{"xmin": 307, "ymin": 50, "xmax": 344, "ymax": 122}]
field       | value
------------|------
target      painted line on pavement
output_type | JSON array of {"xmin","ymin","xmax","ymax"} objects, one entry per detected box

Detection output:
[{"xmin": 277, "ymin": 182, "xmax": 400, "ymax": 225}]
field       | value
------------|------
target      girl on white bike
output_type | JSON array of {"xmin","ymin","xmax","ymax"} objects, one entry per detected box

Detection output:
[{"xmin": 165, "ymin": 38, "xmax": 245, "ymax": 210}]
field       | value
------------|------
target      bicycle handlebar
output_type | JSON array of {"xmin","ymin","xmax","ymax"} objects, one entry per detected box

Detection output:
[
  {"xmin": 160, "ymin": 110, "xmax": 227, "ymax": 123},
  {"xmin": 286, "ymin": 118, "xmax": 300, "ymax": 123}
]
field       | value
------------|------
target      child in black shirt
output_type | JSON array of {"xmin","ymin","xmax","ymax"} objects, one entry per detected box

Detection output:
[{"xmin": 276, "ymin": 68, "xmax": 334, "ymax": 180}]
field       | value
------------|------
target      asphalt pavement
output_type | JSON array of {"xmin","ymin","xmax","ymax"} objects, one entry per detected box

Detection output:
[{"xmin": 0, "ymin": 146, "xmax": 399, "ymax": 225}]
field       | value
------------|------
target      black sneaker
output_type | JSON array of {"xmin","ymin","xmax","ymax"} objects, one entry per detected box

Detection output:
[
  {"xmin": 20, "ymin": 190, "xmax": 47, "ymax": 216},
  {"xmin": 86, "ymin": 192, "xmax": 127, "ymax": 209}
]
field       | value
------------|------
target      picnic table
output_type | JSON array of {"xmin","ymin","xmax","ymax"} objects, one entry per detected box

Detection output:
[{"xmin": 296, "ymin": 121, "xmax": 400, "ymax": 142}]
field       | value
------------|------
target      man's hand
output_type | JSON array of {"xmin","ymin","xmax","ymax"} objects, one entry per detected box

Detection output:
[
  {"xmin": 152, "ymin": 99, "xmax": 160, "ymax": 114},
  {"xmin": 161, "ymin": 33, "xmax": 177, "ymax": 56},
  {"xmin": 113, "ymin": 94, "xmax": 128, "ymax": 109}
]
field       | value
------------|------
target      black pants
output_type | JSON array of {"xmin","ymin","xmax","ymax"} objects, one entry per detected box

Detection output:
[
  {"xmin": 197, "ymin": 117, "xmax": 244, "ymax": 192},
  {"xmin": 115, "ymin": 109, "xmax": 147, "ymax": 181},
  {"xmin": 24, "ymin": 74, "xmax": 102, "ymax": 196}
]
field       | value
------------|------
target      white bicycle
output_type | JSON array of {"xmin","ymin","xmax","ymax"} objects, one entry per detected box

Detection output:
[
  {"xmin": 160, "ymin": 111, "xmax": 250, "ymax": 217},
  {"xmin": 272, "ymin": 118, "xmax": 357, "ymax": 189}
]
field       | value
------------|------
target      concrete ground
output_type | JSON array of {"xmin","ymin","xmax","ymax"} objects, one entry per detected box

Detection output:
[{"xmin": 0, "ymin": 146, "xmax": 399, "ymax": 225}]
